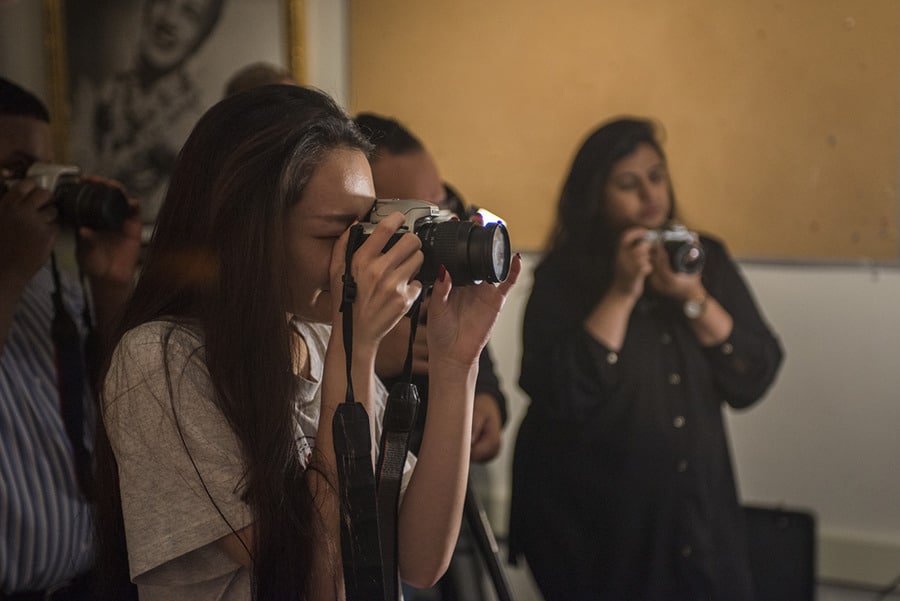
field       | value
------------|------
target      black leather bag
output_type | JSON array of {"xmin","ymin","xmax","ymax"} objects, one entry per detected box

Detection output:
[{"xmin": 743, "ymin": 504, "xmax": 817, "ymax": 601}]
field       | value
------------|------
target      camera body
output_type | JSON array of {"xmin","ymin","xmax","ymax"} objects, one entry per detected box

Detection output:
[
  {"xmin": 644, "ymin": 222, "xmax": 705, "ymax": 274},
  {"xmin": 10, "ymin": 163, "xmax": 128, "ymax": 230},
  {"xmin": 355, "ymin": 198, "xmax": 511, "ymax": 286}
]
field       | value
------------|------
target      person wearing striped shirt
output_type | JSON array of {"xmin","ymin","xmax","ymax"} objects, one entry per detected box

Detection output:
[{"xmin": 0, "ymin": 77, "xmax": 141, "ymax": 600}]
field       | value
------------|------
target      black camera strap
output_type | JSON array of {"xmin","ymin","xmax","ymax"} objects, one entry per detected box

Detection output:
[
  {"xmin": 334, "ymin": 225, "xmax": 421, "ymax": 601},
  {"xmin": 49, "ymin": 252, "xmax": 94, "ymax": 500},
  {"xmin": 335, "ymin": 224, "xmax": 386, "ymax": 601},
  {"xmin": 374, "ymin": 299, "xmax": 421, "ymax": 601},
  {"xmin": 332, "ymin": 399, "xmax": 385, "ymax": 600}
]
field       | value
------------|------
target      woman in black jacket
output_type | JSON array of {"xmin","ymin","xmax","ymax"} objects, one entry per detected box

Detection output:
[{"xmin": 508, "ymin": 117, "xmax": 783, "ymax": 601}]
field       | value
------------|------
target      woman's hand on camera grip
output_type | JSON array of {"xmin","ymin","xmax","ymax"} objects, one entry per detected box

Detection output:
[
  {"xmin": 330, "ymin": 212, "xmax": 424, "ymax": 350},
  {"xmin": 611, "ymin": 227, "xmax": 654, "ymax": 299},
  {"xmin": 426, "ymin": 253, "xmax": 522, "ymax": 369}
]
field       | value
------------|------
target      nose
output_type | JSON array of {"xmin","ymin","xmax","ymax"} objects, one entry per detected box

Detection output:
[
  {"xmin": 153, "ymin": 1, "xmax": 181, "ymax": 27},
  {"xmin": 638, "ymin": 178, "xmax": 654, "ymax": 202}
]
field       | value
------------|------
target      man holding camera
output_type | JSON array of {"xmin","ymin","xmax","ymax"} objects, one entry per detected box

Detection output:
[{"xmin": 0, "ymin": 77, "xmax": 141, "ymax": 600}]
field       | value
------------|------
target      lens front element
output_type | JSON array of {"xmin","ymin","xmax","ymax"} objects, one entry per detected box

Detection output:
[{"xmin": 420, "ymin": 220, "xmax": 511, "ymax": 286}]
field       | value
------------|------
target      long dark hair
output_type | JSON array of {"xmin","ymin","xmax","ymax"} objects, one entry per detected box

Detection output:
[
  {"xmin": 540, "ymin": 117, "xmax": 678, "ymax": 297},
  {"xmin": 95, "ymin": 84, "xmax": 372, "ymax": 600}
]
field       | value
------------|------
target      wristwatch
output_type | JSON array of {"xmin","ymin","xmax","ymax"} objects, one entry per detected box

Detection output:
[{"xmin": 683, "ymin": 294, "xmax": 708, "ymax": 320}]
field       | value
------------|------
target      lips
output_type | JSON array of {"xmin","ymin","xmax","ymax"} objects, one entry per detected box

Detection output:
[
  {"xmin": 150, "ymin": 23, "xmax": 178, "ymax": 51},
  {"xmin": 640, "ymin": 206, "xmax": 661, "ymax": 220}
]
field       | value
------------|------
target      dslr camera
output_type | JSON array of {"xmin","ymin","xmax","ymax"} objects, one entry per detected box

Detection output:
[
  {"xmin": 5, "ymin": 163, "xmax": 129, "ymax": 230},
  {"xmin": 354, "ymin": 198, "xmax": 511, "ymax": 286},
  {"xmin": 644, "ymin": 222, "xmax": 705, "ymax": 274}
]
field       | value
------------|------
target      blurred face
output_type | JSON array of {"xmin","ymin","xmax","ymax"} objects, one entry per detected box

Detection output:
[
  {"xmin": 369, "ymin": 149, "xmax": 445, "ymax": 205},
  {"xmin": 604, "ymin": 143, "xmax": 671, "ymax": 232},
  {"xmin": 0, "ymin": 115, "xmax": 52, "ymax": 177},
  {"xmin": 139, "ymin": 0, "xmax": 217, "ymax": 73},
  {"xmin": 285, "ymin": 147, "xmax": 375, "ymax": 323}
]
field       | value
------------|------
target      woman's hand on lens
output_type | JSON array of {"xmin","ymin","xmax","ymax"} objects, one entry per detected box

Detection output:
[
  {"xmin": 646, "ymin": 244, "xmax": 703, "ymax": 300},
  {"xmin": 425, "ymin": 253, "xmax": 522, "ymax": 368}
]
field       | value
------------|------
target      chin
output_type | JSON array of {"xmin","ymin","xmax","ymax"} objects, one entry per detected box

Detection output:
[
  {"xmin": 294, "ymin": 310, "xmax": 332, "ymax": 325},
  {"xmin": 297, "ymin": 296, "xmax": 334, "ymax": 325}
]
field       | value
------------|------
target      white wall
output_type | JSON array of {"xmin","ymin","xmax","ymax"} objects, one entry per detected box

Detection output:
[
  {"xmin": 477, "ymin": 254, "xmax": 900, "ymax": 589},
  {"xmin": 304, "ymin": 0, "xmax": 349, "ymax": 107},
  {"xmin": 729, "ymin": 261, "xmax": 900, "ymax": 586}
]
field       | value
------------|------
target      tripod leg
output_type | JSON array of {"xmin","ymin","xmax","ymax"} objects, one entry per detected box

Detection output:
[{"xmin": 464, "ymin": 478, "xmax": 517, "ymax": 601}]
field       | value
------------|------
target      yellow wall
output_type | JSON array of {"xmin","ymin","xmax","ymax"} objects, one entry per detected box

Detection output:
[{"xmin": 350, "ymin": 1, "xmax": 900, "ymax": 259}]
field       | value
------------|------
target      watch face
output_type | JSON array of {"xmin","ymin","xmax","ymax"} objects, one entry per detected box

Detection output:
[{"xmin": 683, "ymin": 298, "xmax": 706, "ymax": 319}]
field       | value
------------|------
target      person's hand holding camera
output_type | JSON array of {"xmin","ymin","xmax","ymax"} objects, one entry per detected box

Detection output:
[
  {"xmin": 610, "ymin": 227, "xmax": 654, "ymax": 300},
  {"xmin": 2, "ymin": 164, "xmax": 141, "ymax": 321},
  {"xmin": 74, "ymin": 176, "xmax": 141, "ymax": 287},
  {"xmin": 0, "ymin": 178, "xmax": 58, "ymax": 292},
  {"xmin": 330, "ymin": 212, "xmax": 425, "ymax": 354},
  {"xmin": 647, "ymin": 237, "xmax": 733, "ymax": 345},
  {"xmin": 66, "ymin": 175, "xmax": 142, "ymax": 333},
  {"xmin": 425, "ymin": 253, "xmax": 521, "ymax": 373},
  {"xmin": 584, "ymin": 227, "xmax": 659, "ymax": 351},
  {"xmin": 646, "ymin": 239, "xmax": 706, "ymax": 302}
]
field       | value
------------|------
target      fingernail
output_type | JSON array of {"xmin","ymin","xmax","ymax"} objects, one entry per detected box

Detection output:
[{"xmin": 438, "ymin": 264, "xmax": 447, "ymax": 282}]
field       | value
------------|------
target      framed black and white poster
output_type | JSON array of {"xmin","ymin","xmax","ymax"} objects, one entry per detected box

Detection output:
[{"xmin": 45, "ymin": 0, "xmax": 304, "ymax": 229}]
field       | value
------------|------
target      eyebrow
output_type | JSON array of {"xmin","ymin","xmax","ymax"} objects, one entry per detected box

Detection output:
[
  {"xmin": 309, "ymin": 210, "xmax": 368, "ymax": 229},
  {"xmin": 615, "ymin": 162, "xmax": 666, "ymax": 178},
  {"xmin": 316, "ymin": 212, "xmax": 357, "ymax": 223}
]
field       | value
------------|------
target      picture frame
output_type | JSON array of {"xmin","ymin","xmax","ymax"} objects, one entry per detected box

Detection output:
[{"xmin": 42, "ymin": 0, "xmax": 305, "ymax": 225}]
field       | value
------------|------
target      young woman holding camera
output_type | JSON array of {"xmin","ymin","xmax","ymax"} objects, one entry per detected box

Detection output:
[
  {"xmin": 508, "ymin": 117, "xmax": 783, "ymax": 601},
  {"xmin": 94, "ymin": 84, "xmax": 520, "ymax": 600}
]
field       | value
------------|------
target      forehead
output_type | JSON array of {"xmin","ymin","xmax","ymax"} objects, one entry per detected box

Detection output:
[
  {"xmin": 297, "ymin": 147, "xmax": 375, "ymax": 222},
  {"xmin": 0, "ymin": 115, "xmax": 52, "ymax": 164},
  {"xmin": 610, "ymin": 143, "xmax": 664, "ymax": 175}
]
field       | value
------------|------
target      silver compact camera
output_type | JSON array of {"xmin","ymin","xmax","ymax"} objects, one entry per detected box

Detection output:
[
  {"xmin": 355, "ymin": 198, "xmax": 511, "ymax": 286},
  {"xmin": 644, "ymin": 222, "xmax": 705, "ymax": 274},
  {"xmin": 5, "ymin": 163, "xmax": 128, "ymax": 230}
]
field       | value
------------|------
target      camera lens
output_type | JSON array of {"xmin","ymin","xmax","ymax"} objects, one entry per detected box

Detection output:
[
  {"xmin": 54, "ymin": 180, "xmax": 128, "ymax": 230},
  {"xmin": 419, "ymin": 220, "xmax": 511, "ymax": 285},
  {"xmin": 664, "ymin": 240, "xmax": 705, "ymax": 274}
]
